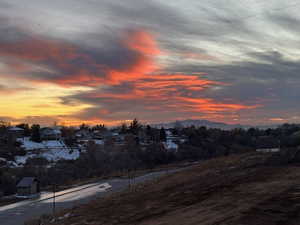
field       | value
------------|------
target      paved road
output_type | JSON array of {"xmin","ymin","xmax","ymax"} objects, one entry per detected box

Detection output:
[{"xmin": 0, "ymin": 169, "xmax": 179, "ymax": 225}]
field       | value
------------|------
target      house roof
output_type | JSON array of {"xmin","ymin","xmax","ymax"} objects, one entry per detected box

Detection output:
[
  {"xmin": 41, "ymin": 128, "xmax": 61, "ymax": 135},
  {"xmin": 9, "ymin": 127, "xmax": 24, "ymax": 131},
  {"xmin": 17, "ymin": 177, "xmax": 37, "ymax": 187}
]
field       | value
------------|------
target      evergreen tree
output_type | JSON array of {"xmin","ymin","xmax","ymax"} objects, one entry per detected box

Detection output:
[
  {"xmin": 146, "ymin": 125, "xmax": 152, "ymax": 136},
  {"xmin": 129, "ymin": 118, "xmax": 142, "ymax": 135},
  {"xmin": 79, "ymin": 123, "xmax": 89, "ymax": 130},
  {"xmin": 31, "ymin": 124, "xmax": 41, "ymax": 142},
  {"xmin": 146, "ymin": 125, "xmax": 154, "ymax": 142},
  {"xmin": 159, "ymin": 127, "xmax": 167, "ymax": 142},
  {"xmin": 0, "ymin": 121, "xmax": 8, "ymax": 136},
  {"xmin": 16, "ymin": 123, "xmax": 31, "ymax": 136},
  {"xmin": 120, "ymin": 123, "xmax": 128, "ymax": 134}
]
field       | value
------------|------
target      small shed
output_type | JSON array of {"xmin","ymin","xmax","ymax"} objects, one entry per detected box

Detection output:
[{"xmin": 16, "ymin": 177, "xmax": 40, "ymax": 197}]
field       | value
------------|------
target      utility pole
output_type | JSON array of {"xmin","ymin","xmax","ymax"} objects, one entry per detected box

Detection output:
[
  {"xmin": 128, "ymin": 169, "xmax": 131, "ymax": 189},
  {"xmin": 53, "ymin": 183, "xmax": 56, "ymax": 221},
  {"xmin": 279, "ymin": 139, "xmax": 281, "ymax": 150}
]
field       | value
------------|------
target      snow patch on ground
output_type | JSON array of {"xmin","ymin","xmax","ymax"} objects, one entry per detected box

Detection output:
[
  {"xmin": 0, "ymin": 157, "xmax": 7, "ymax": 162},
  {"xmin": 16, "ymin": 138, "xmax": 69, "ymax": 150},
  {"xmin": 17, "ymin": 138, "xmax": 44, "ymax": 150},
  {"xmin": 14, "ymin": 138, "xmax": 80, "ymax": 166},
  {"xmin": 94, "ymin": 139, "xmax": 104, "ymax": 145},
  {"xmin": 163, "ymin": 139, "xmax": 178, "ymax": 150}
]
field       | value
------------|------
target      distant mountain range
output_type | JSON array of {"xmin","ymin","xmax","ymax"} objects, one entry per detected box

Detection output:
[{"xmin": 152, "ymin": 119, "xmax": 280, "ymax": 130}]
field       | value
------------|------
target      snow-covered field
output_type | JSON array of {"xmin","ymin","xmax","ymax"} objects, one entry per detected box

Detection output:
[{"xmin": 13, "ymin": 138, "xmax": 80, "ymax": 166}]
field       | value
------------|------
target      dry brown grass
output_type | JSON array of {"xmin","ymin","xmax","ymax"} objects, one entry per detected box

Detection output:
[
  {"xmin": 0, "ymin": 197, "xmax": 23, "ymax": 207},
  {"xmin": 42, "ymin": 161, "xmax": 194, "ymax": 193},
  {"xmin": 35, "ymin": 152, "xmax": 300, "ymax": 225}
]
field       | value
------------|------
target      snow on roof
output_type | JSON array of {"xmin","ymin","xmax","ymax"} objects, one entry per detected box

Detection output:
[
  {"xmin": 14, "ymin": 138, "xmax": 80, "ymax": 166},
  {"xmin": 17, "ymin": 138, "xmax": 68, "ymax": 150},
  {"xmin": 42, "ymin": 148, "xmax": 80, "ymax": 161},
  {"xmin": 166, "ymin": 130, "xmax": 172, "ymax": 136},
  {"xmin": 9, "ymin": 127, "xmax": 24, "ymax": 131},
  {"xmin": 163, "ymin": 139, "xmax": 178, "ymax": 150},
  {"xmin": 53, "ymin": 129, "xmax": 61, "ymax": 134},
  {"xmin": 15, "ymin": 146, "xmax": 80, "ymax": 166},
  {"xmin": 43, "ymin": 140, "xmax": 66, "ymax": 148},
  {"xmin": 17, "ymin": 177, "xmax": 37, "ymax": 187},
  {"xmin": 14, "ymin": 156, "xmax": 28, "ymax": 165},
  {"xmin": 94, "ymin": 140, "xmax": 104, "ymax": 145},
  {"xmin": 0, "ymin": 157, "xmax": 7, "ymax": 162},
  {"xmin": 7, "ymin": 161, "xmax": 18, "ymax": 168},
  {"xmin": 17, "ymin": 138, "xmax": 44, "ymax": 150},
  {"xmin": 41, "ymin": 128, "xmax": 61, "ymax": 135}
]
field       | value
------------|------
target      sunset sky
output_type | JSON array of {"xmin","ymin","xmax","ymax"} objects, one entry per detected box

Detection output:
[{"xmin": 0, "ymin": 0, "xmax": 300, "ymax": 126}]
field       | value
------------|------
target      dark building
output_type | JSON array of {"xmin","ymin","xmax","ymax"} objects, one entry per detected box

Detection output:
[
  {"xmin": 16, "ymin": 177, "xmax": 40, "ymax": 198},
  {"xmin": 8, "ymin": 127, "xmax": 24, "ymax": 138},
  {"xmin": 40, "ymin": 127, "xmax": 62, "ymax": 140}
]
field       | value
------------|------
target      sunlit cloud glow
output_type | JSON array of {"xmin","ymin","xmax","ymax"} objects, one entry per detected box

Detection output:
[{"xmin": 0, "ymin": 0, "xmax": 299, "ymax": 125}]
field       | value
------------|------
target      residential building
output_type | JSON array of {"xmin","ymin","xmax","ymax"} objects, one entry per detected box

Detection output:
[
  {"xmin": 40, "ymin": 127, "xmax": 62, "ymax": 140},
  {"xmin": 16, "ymin": 177, "xmax": 40, "ymax": 198}
]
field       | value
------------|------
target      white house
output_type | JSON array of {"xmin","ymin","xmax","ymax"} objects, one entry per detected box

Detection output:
[{"xmin": 40, "ymin": 127, "xmax": 62, "ymax": 140}]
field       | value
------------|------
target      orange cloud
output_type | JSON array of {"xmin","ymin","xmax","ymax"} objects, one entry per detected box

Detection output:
[
  {"xmin": 124, "ymin": 30, "xmax": 162, "ymax": 56},
  {"xmin": 0, "ymin": 29, "xmax": 259, "ymax": 125},
  {"xmin": 175, "ymin": 97, "xmax": 258, "ymax": 112},
  {"xmin": 269, "ymin": 118, "xmax": 285, "ymax": 122},
  {"xmin": 55, "ymin": 71, "xmax": 105, "ymax": 87},
  {"xmin": 105, "ymin": 30, "xmax": 161, "ymax": 85},
  {"xmin": 136, "ymin": 74, "xmax": 221, "ymax": 90},
  {"xmin": 70, "ymin": 30, "xmax": 258, "ymax": 123},
  {"xmin": 0, "ymin": 31, "xmax": 161, "ymax": 87}
]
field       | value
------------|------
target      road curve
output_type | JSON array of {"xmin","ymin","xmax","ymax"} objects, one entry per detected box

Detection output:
[{"xmin": 0, "ymin": 169, "xmax": 179, "ymax": 225}]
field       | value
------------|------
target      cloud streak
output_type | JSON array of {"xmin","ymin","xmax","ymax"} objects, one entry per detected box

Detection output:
[
  {"xmin": 57, "ymin": 30, "xmax": 256, "ymax": 124},
  {"xmin": 1, "ymin": 0, "xmax": 300, "ymax": 125}
]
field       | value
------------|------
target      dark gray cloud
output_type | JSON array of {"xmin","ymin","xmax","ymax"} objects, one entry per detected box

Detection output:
[
  {"xmin": 167, "ymin": 51, "xmax": 300, "ymax": 116},
  {"xmin": 0, "ymin": 17, "xmax": 31, "ymax": 42},
  {"xmin": 58, "ymin": 49, "xmax": 300, "ymax": 123},
  {"xmin": 168, "ymin": 51, "xmax": 300, "ymax": 82},
  {"xmin": 1, "ymin": 0, "xmax": 300, "ymax": 124},
  {"xmin": 0, "ymin": 29, "xmax": 143, "ymax": 86}
]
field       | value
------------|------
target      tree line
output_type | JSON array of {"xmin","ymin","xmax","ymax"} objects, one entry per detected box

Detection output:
[{"xmin": 1, "ymin": 120, "xmax": 300, "ymax": 195}]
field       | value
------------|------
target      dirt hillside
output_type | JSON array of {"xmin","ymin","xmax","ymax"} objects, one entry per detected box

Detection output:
[{"xmin": 39, "ymin": 152, "xmax": 300, "ymax": 225}]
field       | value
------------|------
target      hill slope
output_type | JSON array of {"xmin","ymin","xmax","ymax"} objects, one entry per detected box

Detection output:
[
  {"xmin": 39, "ymin": 152, "xmax": 300, "ymax": 225},
  {"xmin": 152, "ymin": 119, "xmax": 279, "ymax": 129}
]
